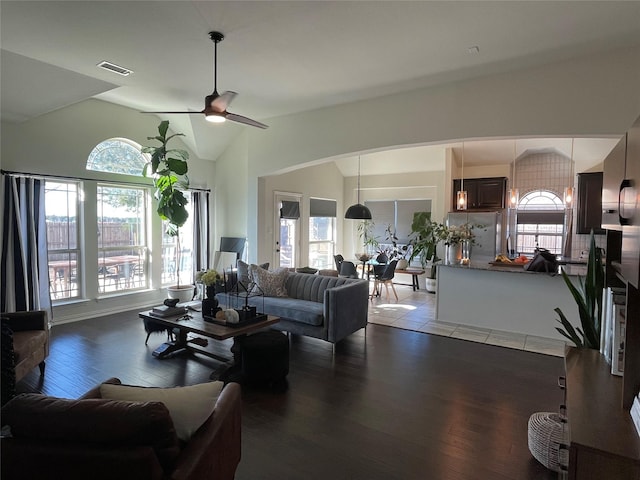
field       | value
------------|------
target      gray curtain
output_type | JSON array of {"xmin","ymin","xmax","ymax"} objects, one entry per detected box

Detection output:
[
  {"xmin": 192, "ymin": 191, "xmax": 210, "ymax": 273},
  {"xmin": 1, "ymin": 175, "xmax": 52, "ymax": 314}
]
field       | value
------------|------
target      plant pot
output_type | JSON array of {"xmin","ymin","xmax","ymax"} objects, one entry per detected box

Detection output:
[
  {"xmin": 397, "ymin": 258, "xmax": 409, "ymax": 270},
  {"xmin": 425, "ymin": 277, "xmax": 437, "ymax": 293},
  {"xmin": 447, "ymin": 244, "xmax": 463, "ymax": 265},
  {"xmin": 167, "ymin": 285, "xmax": 195, "ymax": 303}
]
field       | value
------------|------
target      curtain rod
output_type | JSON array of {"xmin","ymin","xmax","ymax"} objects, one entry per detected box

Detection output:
[{"xmin": 1, "ymin": 169, "xmax": 211, "ymax": 192}]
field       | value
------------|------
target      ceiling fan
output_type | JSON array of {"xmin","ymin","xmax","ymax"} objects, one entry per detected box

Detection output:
[{"xmin": 142, "ymin": 31, "xmax": 268, "ymax": 129}]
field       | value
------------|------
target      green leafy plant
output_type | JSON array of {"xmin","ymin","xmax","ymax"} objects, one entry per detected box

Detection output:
[
  {"xmin": 554, "ymin": 232, "xmax": 604, "ymax": 349},
  {"xmin": 142, "ymin": 120, "xmax": 190, "ymax": 287},
  {"xmin": 357, "ymin": 219, "xmax": 379, "ymax": 255},
  {"xmin": 408, "ymin": 212, "xmax": 445, "ymax": 279}
]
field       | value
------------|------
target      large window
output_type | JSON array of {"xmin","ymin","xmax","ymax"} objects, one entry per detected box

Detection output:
[
  {"xmin": 365, "ymin": 199, "xmax": 431, "ymax": 247},
  {"xmin": 45, "ymin": 181, "xmax": 81, "ymax": 300},
  {"xmin": 97, "ymin": 185, "xmax": 147, "ymax": 294},
  {"xmin": 516, "ymin": 190, "xmax": 565, "ymax": 254},
  {"xmin": 309, "ymin": 198, "xmax": 337, "ymax": 269},
  {"xmin": 162, "ymin": 198, "xmax": 195, "ymax": 286}
]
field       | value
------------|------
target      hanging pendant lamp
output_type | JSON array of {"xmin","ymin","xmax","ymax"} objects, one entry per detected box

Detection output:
[
  {"xmin": 564, "ymin": 139, "xmax": 575, "ymax": 207},
  {"xmin": 456, "ymin": 142, "xmax": 468, "ymax": 210},
  {"xmin": 345, "ymin": 156, "xmax": 372, "ymax": 219},
  {"xmin": 508, "ymin": 140, "xmax": 520, "ymax": 208}
]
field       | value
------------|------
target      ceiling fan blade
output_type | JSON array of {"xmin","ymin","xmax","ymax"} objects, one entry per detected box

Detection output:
[
  {"xmin": 226, "ymin": 112, "xmax": 268, "ymax": 129},
  {"xmin": 210, "ymin": 91, "xmax": 237, "ymax": 112},
  {"xmin": 140, "ymin": 111, "xmax": 201, "ymax": 114}
]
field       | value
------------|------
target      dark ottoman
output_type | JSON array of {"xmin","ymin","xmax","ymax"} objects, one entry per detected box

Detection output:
[{"xmin": 238, "ymin": 330, "xmax": 289, "ymax": 390}]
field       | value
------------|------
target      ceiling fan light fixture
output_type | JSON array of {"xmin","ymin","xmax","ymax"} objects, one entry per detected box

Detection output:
[{"xmin": 205, "ymin": 113, "xmax": 226, "ymax": 123}]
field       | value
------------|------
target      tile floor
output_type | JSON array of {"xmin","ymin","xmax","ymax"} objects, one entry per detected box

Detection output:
[{"xmin": 367, "ymin": 282, "xmax": 567, "ymax": 357}]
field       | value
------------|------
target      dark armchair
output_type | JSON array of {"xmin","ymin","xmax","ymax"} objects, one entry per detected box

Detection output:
[{"xmin": 1, "ymin": 311, "xmax": 49, "ymax": 404}]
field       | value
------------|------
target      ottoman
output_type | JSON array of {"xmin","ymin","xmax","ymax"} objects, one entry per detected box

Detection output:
[{"xmin": 237, "ymin": 330, "xmax": 289, "ymax": 390}]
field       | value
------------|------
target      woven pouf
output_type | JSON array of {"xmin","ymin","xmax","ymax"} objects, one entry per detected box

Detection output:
[
  {"xmin": 528, "ymin": 412, "xmax": 566, "ymax": 472},
  {"xmin": 237, "ymin": 330, "xmax": 289, "ymax": 390}
]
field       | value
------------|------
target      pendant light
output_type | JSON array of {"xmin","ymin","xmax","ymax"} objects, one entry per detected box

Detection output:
[
  {"xmin": 564, "ymin": 139, "xmax": 575, "ymax": 207},
  {"xmin": 508, "ymin": 140, "xmax": 519, "ymax": 209},
  {"xmin": 456, "ymin": 142, "xmax": 468, "ymax": 210},
  {"xmin": 345, "ymin": 156, "xmax": 372, "ymax": 219}
]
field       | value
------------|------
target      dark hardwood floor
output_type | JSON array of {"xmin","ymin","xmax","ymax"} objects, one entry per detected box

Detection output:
[{"xmin": 16, "ymin": 310, "xmax": 563, "ymax": 480}]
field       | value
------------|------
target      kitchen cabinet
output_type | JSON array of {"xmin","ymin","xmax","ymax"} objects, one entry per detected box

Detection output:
[
  {"xmin": 602, "ymin": 114, "xmax": 640, "ymax": 288},
  {"xmin": 452, "ymin": 177, "xmax": 506, "ymax": 210},
  {"xmin": 602, "ymin": 136, "xmax": 626, "ymax": 231},
  {"xmin": 564, "ymin": 342, "xmax": 640, "ymax": 479},
  {"xmin": 576, "ymin": 172, "xmax": 605, "ymax": 234}
]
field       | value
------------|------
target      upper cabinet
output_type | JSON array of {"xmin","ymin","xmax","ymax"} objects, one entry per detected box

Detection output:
[
  {"xmin": 452, "ymin": 177, "xmax": 506, "ymax": 210},
  {"xmin": 577, "ymin": 172, "xmax": 605, "ymax": 234},
  {"xmin": 603, "ymin": 114, "xmax": 640, "ymax": 288},
  {"xmin": 602, "ymin": 136, "xmax": 627, "ymax": 231}
]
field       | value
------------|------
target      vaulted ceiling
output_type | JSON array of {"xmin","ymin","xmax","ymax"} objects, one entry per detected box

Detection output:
[{"xmin": 2, "ymin": 1, "xmax": 639, "ymax": 169}]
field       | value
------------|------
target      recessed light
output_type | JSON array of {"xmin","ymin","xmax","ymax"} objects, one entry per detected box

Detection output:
[
  {"xmin": 467, "ymin": 46, "xmax": 480, "ymax": 54},
  {"xmin": 97, "ymin": 61, "xmax": 133, "ymax": 76}
]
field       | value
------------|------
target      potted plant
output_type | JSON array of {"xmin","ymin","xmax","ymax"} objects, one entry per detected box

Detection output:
[
  {"xmin": 554, "ymin": 231, "xmax": 604, "ymax": 349},
  {"xmin": 142, "ymin": 120, "xmax": 192, "ymax": 302},
  {"xmin": 408, "ymin": 212, "xmax": 445, "ymax": 293},
  {"xmin": 357, "ymin": 219, "xmax": 379, "ymax": 260},
  {"xmin": 380, "ymin": 224, "xmax": 410, "ymax": 268}
]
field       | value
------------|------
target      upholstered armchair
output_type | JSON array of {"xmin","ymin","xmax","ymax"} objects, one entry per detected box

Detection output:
[{"xmin": 1, "ymin": 311, "xmax": 49, "ymax": 404}]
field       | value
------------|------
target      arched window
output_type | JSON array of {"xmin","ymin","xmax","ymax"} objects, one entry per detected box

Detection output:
[
  {"xmin": 86, "ymin": 138, "xmax": 147, "ymax": 176},
  {"xmin": 516, "ymin": 190, "xmax": 566, "ymax": 254}
]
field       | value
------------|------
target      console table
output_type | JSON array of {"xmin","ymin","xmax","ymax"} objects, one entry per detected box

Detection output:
[{"xmin": 394, "ymin": 269, "xmax": 425, "ymax": 291}]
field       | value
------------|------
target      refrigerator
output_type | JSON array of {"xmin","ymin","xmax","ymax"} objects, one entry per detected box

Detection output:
[{"xmin": 447, "ymin": 211, "xmax": 503, "ymax": 262}]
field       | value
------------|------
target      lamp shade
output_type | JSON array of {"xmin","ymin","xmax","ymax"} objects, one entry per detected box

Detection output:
[{"xmin": 345, "ymin": 203, "xmax": 372, "ymax": 219}]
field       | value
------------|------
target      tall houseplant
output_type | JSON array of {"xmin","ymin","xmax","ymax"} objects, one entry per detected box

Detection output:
[
  {"xmin": 357, "ymin": 219, "xmax": 379, "ymax": 258},
  {"xmin": 408, "ymin": 212, "xmax": 444, "ymax": 291},
  {"xmin": 555, "ymin": 232, "xmax": 604, "ymax": 349},
  {"xmin": 142, "ymin": 120, "xmax": 191, "ymax": 298}
]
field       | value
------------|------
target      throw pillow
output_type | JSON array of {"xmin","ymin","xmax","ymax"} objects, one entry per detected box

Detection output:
[
  {"xmin": 249, "ymin": 265, "xmax": 288, "ymax": 297},
  {"xmin": 100, "ymin": 381, "xmax": 224, "ymax": 441},
  {"xmin": 236, "ymin": 260, "xmax": 269, "ymax": 288}
]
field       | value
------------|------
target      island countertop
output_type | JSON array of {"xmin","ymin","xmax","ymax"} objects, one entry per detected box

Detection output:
[
  {"xmin": 441, "ymin": 260, "xmax": 587, "ymax": 276},
  {"xmin": 436, "ymin": 260, "xmax": 582, "ymax": 340}
]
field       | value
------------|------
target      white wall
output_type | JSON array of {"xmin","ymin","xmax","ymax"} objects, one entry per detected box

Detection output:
[{"xmin": 233, "ymin": 46, "xmax": 640, "ymax": 261}]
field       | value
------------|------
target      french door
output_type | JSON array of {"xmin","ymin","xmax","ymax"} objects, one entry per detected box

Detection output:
[{"xmin": 274, "ymin": 192, "xmax": 301, "ymax": 268}]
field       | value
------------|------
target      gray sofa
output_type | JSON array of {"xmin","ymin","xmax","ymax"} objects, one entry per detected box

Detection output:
[{"xmin": 216, "ymin": 271, "xmax": 369, "ymax": 344}]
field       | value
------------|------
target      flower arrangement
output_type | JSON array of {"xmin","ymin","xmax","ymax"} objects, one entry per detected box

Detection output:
[
  {"xmin": 440, "ymin": 223, "xmax": 484, "ymax": 246},
  {"xmin": 196, "ymin": 269, "xmax": 221, "ymax": 286}
]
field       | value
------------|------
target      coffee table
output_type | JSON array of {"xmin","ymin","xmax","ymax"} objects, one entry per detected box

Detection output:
[{"xmin": 138, "ymin": 309, "xmax": 280, "ymax": 362}]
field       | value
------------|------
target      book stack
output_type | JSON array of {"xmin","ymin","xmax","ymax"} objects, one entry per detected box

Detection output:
[
  {"xmin": 631, "ymin": 393, "xmax": 640, "ymax": 437},
  {"xmin": 149, "ymin": 305, "xmax": 187, "ymax": 317}
]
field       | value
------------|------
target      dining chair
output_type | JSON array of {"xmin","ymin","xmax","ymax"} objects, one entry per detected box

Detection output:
[
  {"xmin": 371, "ymin": 260, "xmax": 398, "ymax": 301},
  {"xmin": 334, "ymin": 254, "xmax": 344, "ymax": 272},
  {"xmin": 338, "ymin": 261, "xmax": 359, "ymax": 279}
]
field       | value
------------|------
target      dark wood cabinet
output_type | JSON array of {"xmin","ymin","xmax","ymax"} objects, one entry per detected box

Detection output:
[
  {"xmin": 452, "ymin": 177, "xmax": 506, "ymax": 210},
  {"xmin": 602, "ymin": 136, "xmax": 626, "ymax": 231},
  {"xmin": 565, "ymin": 343, "xmax": 640, "ymax": 479},
  {"xmin": 576, "ymin": 172, "xmax": 605, "ymax": 234}
]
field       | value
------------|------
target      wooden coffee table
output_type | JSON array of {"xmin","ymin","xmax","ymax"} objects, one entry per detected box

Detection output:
[{"xmin": 138, "ymin": 309, "xmax": 280, "ymax": 362}]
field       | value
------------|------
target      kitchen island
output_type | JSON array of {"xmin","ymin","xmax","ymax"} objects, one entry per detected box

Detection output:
[{"xmin": 436, "ymin": 260, "xmax": 586, "ymax": 340}]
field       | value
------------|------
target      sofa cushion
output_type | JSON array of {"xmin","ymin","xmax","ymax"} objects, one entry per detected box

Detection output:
[
  {"xmin": 250, "ymin": 265, "xmax": 288, "ymax": 297},
  {"xmin": 285, "ymin": 272, "xmax": 349, "ymax": 302},
  {"xmin": 11, "ymin": 330, "xmax": 47, "ymax": 364},
  {"xmin": 236, "ymin": 260, "xmax": 269, "ymax": 287},
  {"xmin": 1, "ymin": 393, "xmax": 181, "ymax": 470},
  {"xmin": 100, "ymin": 381, "xmax": 223, "ymax": 442},
  {"xmin": 261, "ymin": 297, "xmax": 324, "ymax": 326}
]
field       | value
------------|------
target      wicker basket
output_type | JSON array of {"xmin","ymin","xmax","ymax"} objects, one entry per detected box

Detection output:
[{"xmin": 528, "ymin": 412, "xmax": 568, "ymax": 472}]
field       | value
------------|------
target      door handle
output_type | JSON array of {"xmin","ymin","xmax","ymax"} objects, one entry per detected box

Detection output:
[{"xmin": 619, "ymin": 179, "xmax": 632, "ymax": 226}]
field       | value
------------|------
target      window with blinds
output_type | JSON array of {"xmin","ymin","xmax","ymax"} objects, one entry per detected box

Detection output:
[{"xmin": 365, "ymin": 199, "xmax": 431, "ymax": 244}]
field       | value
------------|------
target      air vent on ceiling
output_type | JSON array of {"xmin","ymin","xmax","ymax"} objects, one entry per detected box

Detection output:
[{"xmin": 97, "ymin": 61, "xmax": 133, "ymax": 76}]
